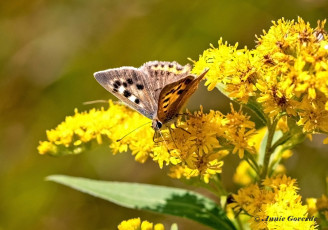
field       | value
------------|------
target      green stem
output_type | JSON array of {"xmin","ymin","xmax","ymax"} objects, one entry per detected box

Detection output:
[
  {"xmin": 213, "ymin": 175, "xmax": 228, "ymax": 196},
  {"xmin": 267, "ymin": 133, "xmax": 292, "ymax": 176},
  {"xmin": 236, "ymin": 215, "xmax": 245, "ymax": 230},
  {"xmin": 270, "ymin": 132, "xmax": 292, "ymax": 153},
  {"xmin": 244, "ymin": 151, "xmax": 260, "ymax": 174},
  {"xmin": 205, "ymin": 183, "xmax": 222, "ymax": 198},
  {"xmin": 260, "ymin": 118, "xmax": 278, "ymax": 180}
]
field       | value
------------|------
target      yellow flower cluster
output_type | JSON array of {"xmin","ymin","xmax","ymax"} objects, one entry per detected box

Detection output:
[
  {"xmin": 38, "ymin": 101, "xmax": 256, "ymax": 183},
  {"xmin": 191, "ymin": 39, "xmax": 258, "ymax": 103},
  {"xmin": 38, "ymin": 101, "xmax": 153, "ymax": 162},
  {"xmin": 307, "ymin": 194, "xmax": 328, "ymax": 220},
  {"xmin": 230, "ymin": 175, "xmax": 317, "ymax": 230},
  {"xmin": 192, "ymin": 17, "xmax": 328, "ymax": 136},
  {"xmin": 118, "ymin": 218, "xmax": 165, "ymax": 230}
]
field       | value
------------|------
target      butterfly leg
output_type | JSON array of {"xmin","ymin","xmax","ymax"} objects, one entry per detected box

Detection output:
[
  {"xmin": 153, "ymin": 130, "xmax": 160, "ymax": 144},
  {"xmin": 177, "ymin": 126, "xmax": 191, "ymax": 135},
  {"xmin": 173, "ymin": 121, "xmax": 191, "ymax": 134},
  {"xmin": 176, "ymin": 113, "xmax": 197, "ymax": 119},
  {"xmin": 153, "ymin": 131, "xmax": 168, "ymax": 145},
  {"xmin": 168, "ymin": 126, "xmax": 178, "ymax": 149},
  {"xmin": 156, "ymin": 129, "xmax": 173, "ymax": 154}
]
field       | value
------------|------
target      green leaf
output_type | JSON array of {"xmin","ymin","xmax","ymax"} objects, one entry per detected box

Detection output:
[
  {"xmin": 258, "ymin": 128, "xmax": 268, "ymax": 164},
  {"xmin": 246, "ymin": 98, "xmax": 267, "ymax": 126},
  {"xmin": 259, "ymin": 129, "xmax": 283, "ymax": 164},
  {"xmin": 47, "ymin": 175, "xmax": 236, "ymax": 230}
]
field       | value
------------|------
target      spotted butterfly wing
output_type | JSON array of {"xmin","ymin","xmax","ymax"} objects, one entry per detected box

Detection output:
[
  {"xmin": 94, "ymin": 67, "xmax": 157, "ymax": 119},
  {"xmin": 140, "ymin": 61, "xmax": 192, "ymax": 101},
  {"xmin": 94, "ymin": 61, "xmax": 208, "ymax": 129},
  {"xmin": 157, "ymin": 68, "xmax": 209, "ymax": 123}
]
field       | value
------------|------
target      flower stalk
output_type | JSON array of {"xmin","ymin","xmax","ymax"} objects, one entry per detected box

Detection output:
[{"xmin": 260, "ymin": 118, "xmax": 278, "ymax": 180}]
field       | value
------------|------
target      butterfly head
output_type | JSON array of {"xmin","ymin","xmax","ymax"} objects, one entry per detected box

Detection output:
[{"xmin": 152, "ymin": 119, "xmax": 163, "ymax": 130}]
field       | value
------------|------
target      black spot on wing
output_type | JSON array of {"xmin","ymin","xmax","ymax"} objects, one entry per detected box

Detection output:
[
  {"xmin": 124, "ymin": 90, "xmax": 131, "ymax": 97},
  {"xmin": 165, "ymin": 88, "xmax": 176, "ymax": 96},
  {"xmin": 113, "ymin": 88, "xmax": 118, "ymax": 92},
  {"xmin": 163, "ymin": 98, "xmax": 169, "ymax": 103},
  {"xmin": 123, "ymin": 82, "xmax": 128, "ymax": 87},
  {"xmin": 135, "ymin": 98, "xmax": 140, "ymax": 104},
  {"xmin": 177, "ymin": 90, "xmax": 184, "ymax": 94},
  {"xmin": 115, "ymin": 80, "xmax": 121, "ymax": 86},
  {"xmin": 163, "ymin": 104, "xmax": 169, "ymax": 108},
  {"xmin": 185, "ymin": 78, "xmax": 192, "ymax": 84},
  {"xmin": 113, "ymin": 83, "xmax": 119, "ymax": 88},
  {"xmin": 137, "ymin": 84, "xmax": 144, "ymax": 90},
  {"xmin": 127, "ymin": 78, "xmax": 133, "ymax": 84}
]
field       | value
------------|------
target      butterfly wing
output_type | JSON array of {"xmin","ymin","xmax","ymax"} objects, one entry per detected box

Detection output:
[
  {"xmin": 157, "ymin": 68, "xmax": 209, "ymax": 123},
  {"xmin": 141, "ymin": 61, "xmax": 192, "ymax": 101},
  {"xmin": 94, "ymin": 67, "xmax": 157, "ymax": 119}
]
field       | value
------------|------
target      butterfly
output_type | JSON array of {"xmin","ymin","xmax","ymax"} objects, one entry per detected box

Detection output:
[{"xmin": 94, "ymin": 61, "xmax": 208, "ymax": 130}]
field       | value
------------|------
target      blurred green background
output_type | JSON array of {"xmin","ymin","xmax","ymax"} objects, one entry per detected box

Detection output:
[{"xmin": 1, "ymin": 0, "xmax": 328, "ymax": 229}]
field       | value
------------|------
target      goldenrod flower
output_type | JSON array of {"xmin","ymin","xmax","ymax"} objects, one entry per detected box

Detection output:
[
  {"xmin": 229, "ymin": 175, "xmax": 317, "ymax": 230},
  {"xmin": 160, "ymin": 106, "xmax": 254, "ymax": 183},
  {"xmin": 117, "ymin": 218, "xmax": 165, "ymax": 230},
  {"xmin": 191, "ymin": 39, "xmax": 240, "ymax": 91},
  {"xmin": 38, "ymin": 101, "xmax": 256, "ymax": 183},
  {"xmin": 297, "ymin": 92, "xmax": 328, "ymax": 133},
  {"xmin": 37, "ymin": 101, "xmax": 154, "ymax": 163},
  {"xmin": 191, "ymin": 39, "xmax": 258, "ymax": 103},
  {"xmin": 192, "ymin": 17, "xmax": 328, "ymax": 138},
  {"xmin": 223, "ymin": 104, "xmax": 256, "ymax": 158}
]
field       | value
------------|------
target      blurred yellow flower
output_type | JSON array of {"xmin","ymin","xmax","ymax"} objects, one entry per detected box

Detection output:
[
  {"xmin": 118, "ymin": 218, "xmax": 165, "ymax": 230},
  {"xmin": 316, "ymin": 194, "xmax": 328, "ymax": 220},
  {"xmin": 306, "ymin": 198, "xmax": 318, "ymax": 217},
  {"xmin": 233, "ymin": 160, "xmax": 256, "ymax": 186}
]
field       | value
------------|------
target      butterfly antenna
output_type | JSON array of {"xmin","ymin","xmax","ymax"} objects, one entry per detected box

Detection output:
[
  {"xmin": 83, "ymin": 100, "xmax": 109, "ymax": 105},
  {"xmin": 116, "ymin": 122, "xmax": 151, "ymax": 142}
]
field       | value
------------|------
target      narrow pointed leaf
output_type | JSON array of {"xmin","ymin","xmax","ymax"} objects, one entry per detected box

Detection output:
[{"xmin": 47, "ymin": 175, "xmax": 236, "ymax": 230}]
